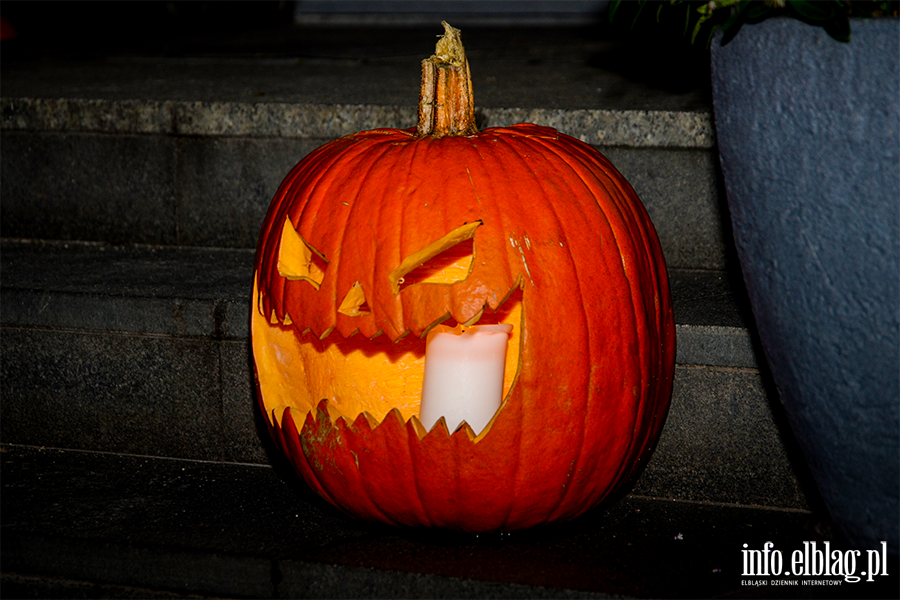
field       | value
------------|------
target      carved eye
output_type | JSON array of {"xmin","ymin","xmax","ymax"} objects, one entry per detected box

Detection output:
[
  {"xmin": 338, "ymin": 281, "xmax": 370, "ymax": 317},
  {"xmin": 388, "ymin": 221, "xmax": 481, "ymax": 294},
  {"xmin": 336, "ymin": 221, "xmax": 481, "ymax": 319},
  {"xmin": 277, "ymin": 217, "xmax": 328, "ymax": 288}
]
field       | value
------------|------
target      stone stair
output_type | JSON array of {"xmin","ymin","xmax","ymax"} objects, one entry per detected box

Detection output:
[{"xmin": 2, "ymin": 21, "xmax": 875, "ymax": 599}]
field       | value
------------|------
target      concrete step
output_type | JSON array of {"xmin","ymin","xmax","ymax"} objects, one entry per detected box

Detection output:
[
  {"xmin": 0, "ymin": 239, "xmax": 811, "ymax": 512},
  {"xmin": 11, "ymin": 444, "xmax": 893, "ymax": 600},
  {"xmin": 1, "ymin": 24, "xmax": 732, "ymax": 272}
]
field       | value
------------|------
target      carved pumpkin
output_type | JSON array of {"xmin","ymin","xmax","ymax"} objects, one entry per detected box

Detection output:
[{"xmin": 251, "ymin": 23, "xmax": 675, "ymax": 532}]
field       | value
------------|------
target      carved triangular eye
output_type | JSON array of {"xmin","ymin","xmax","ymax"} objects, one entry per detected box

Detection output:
[
  {"xmin": 389, "ymin": 221, "xmax": 481, "ymax": 294},
  {"xmin": 277, "ymin": 217, "xmax": 328, "ymax": 288},
  {"xmin": 338, "ymin": 281, "xmax": 370, "ymax": 317}
]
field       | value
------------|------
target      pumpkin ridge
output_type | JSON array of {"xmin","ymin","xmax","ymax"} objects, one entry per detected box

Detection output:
[
  {"xmin": 260, "ymin": 136, "xmax": 366, "ymax": 322},
  {"xmin": 334, "ymin": 138, "xmax": 415, "ymax": 339},
  {"xmin": 257, "ymin": 143, "xmax": 330, "ymax": 273},
  {"xmin": 571, "ymin": 145, "xmax": 663, "ymax": 495},
  {"xmin": 484, "ymin": 133, "xmax": 597, "ymax": 520},
  {"xmin": 374, "ymin": 137, "xmax": 436, "ymax": 334},
  {"xmin": 305, "ymin": 400, "xmax": 403, "ymax": 525},
  {"xmin": 460, "ymin": 137, "xmax": 521, "ymax": 310},
  {"xmin": 407, "ymin": 417, "xmax": 452, "ymax": 527},
  {"xmin": 486, "ymin": 277, "xmax": 527, "ymax": 527},
  {"xmin": 568, "ymin": 141, "xmax": 675, "ymax": 442},
  {"xmin": 393, "ymin": 135, "xmax": 482, "ymax": 337},
  {"xmin": 529, "ymin": 134, "xmax": 665, "ymax": 498},
  {"xmin": 284, "ymin": 139, "xmax": 374, "ymax": 327},
  {"xmin": 481, "ymin": 124, "xmax": 560, "ymax": 141},
  {"xmin": 281, "ymin": 408, "xmax": 340, "ymax": 507},
  {"xmin": 527, "ymin": 134, "xmax": 647, "ymax": 477},
  {"xmin": 282, "ymin": 136, "xmax": 396, "ymax": 338},
  {"xmin": 261, "ymin": 157, "xmax": 331, "ymax": 322},
  {"xmin": 506, "ymin": 135, "xmax": 606, "ymax": 520},
  {"xmin": 334, "ymin": 406, "xmax": 416, "ymax": 526},
  {"xmin": 313, "ymin": 139, "xmax": 392, "ymax": 336},
  {"xmin": 396, "ymin": 135, "xmax": 434, "ymax": 337},
  {"xmin": 392, "ymin": 137, "xmax": 431, "ymax": 335},
  {"xmin": 401, "ymin": 418, "xmax": 436, "ymax": 525},
  {"xmin": 513, "ymin": 131, "xmax": 664, "ymax": 517},
  {"xmin": 464, "ymin": 136, "xmax": 527, "ymax": 300},
  {"xmin": 351, "ymin": 128, "xmax": 416, "ymax": 139},
  {"xmin": 392, "ymin": 138, "xmax": 462, "ymax": 335},
  {"xmin": 439, "ymin": 144, "xmax": 488, "ymax": 325},
  {"xmin": 365, "ymin": 410, "xmax": 433, "ymax": 527}
]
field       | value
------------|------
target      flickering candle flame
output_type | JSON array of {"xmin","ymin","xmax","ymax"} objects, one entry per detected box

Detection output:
[{"xmin": 419, "ymin": 323, "xmax": 513, "ymax": 435}]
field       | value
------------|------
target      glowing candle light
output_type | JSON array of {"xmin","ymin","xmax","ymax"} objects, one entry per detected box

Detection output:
[{"xmin": 419, "ymin": 323, "xmax": 513, "ymax": 435}]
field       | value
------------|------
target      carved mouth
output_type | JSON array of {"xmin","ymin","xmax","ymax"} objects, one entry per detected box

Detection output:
[{"xmin": 251, "ymin": 276, "xmax": 523, "ymax": 441}]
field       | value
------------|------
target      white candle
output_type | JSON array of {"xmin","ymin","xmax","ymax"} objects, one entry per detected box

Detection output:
[{"xmin": 419, "ymin": 323, "xmax": 513, "ymax": 435}]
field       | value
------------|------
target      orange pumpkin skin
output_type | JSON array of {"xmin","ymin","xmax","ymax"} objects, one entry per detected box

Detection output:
[{"xmin": 252, "ymin": 123, "xmax": 675, "ymax": 532}]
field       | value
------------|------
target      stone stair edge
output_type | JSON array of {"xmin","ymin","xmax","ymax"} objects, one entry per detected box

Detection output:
[
  {"xmin": 0, "ymin": 238, "xmax": 757, "ymax": 369},
  {"xmin": 0, "ymin": 96, "xmax": 714, "ymax": 148},
  {"xmin": 2, "ymin": 443, "xmax": 840, "ymax": 600}
]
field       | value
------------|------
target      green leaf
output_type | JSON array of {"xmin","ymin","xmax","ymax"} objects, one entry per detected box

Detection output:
[
  {"xmin": 719, "ymin": 20, "xmax": 745, "ymax": 45},
  {"xmin": 747, "ymin": 4, "xmax": 772, "ymax": 22},
  {"xmin": 823, "ymin": 13, "xmax": 852, "ymax": 42},
  {"xmin": 690, "ymin": 11, "xmax": 714, "ymax": 44},
  {"xmin": 704, "ymin": 25, "xmax": 718, "ymax": 48},
  {"xmin": 721, "ymin": 0, "xmax": 753, "ymax": 30},
  {"xmin": 719, "ymin": 1, "xmax": 752, "ymax": 45},
  {"xmin": 631, "ymin": 0, "xmax": 649, "ymax": 30},
  {"xmin": 608, "ymin": 0, "xmax": 621, "ymax": 23},
  {"xmin": 789, "ymin": 0, "xmax": 837, "ymax": 21}
]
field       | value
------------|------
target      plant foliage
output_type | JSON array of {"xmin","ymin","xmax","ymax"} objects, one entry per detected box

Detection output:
[{"xmin": 608, "ymin": 0, "xmax": 899, "ymax": 46}]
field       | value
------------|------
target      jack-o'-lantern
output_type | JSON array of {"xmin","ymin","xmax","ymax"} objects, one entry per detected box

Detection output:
[{"xmin": 251, "ymin": 23, "xmax": 675, "ymax": 532}]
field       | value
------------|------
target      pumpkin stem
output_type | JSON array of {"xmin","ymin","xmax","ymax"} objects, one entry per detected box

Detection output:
[{"xmin": 417, "ymin": 21, "xmax": 477, "ymax": 137}]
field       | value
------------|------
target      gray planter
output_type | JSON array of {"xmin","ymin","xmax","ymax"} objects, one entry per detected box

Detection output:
[{"xmin": 711, "ymin": 18, "xmax": 899, "ymax": 552}]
